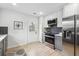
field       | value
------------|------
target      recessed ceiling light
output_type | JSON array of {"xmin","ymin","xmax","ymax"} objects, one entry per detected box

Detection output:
[
  {"xmin": 39, "ymin": 12, "xmax": 43, "ymax": 15},
  {"xmin": 32, "ymin": 11, "xmax": 44, "ymax": 16},
  {"xmin": 12, "ymin": 3, "xmax": 16, "ymax": 6}
]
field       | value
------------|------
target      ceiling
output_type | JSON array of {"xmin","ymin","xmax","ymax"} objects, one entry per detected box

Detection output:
[{"xmin": 0, "ymin": 3, "xmax": 67, "ymax": 17}]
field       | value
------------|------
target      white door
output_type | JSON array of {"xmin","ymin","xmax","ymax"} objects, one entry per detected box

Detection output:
[{"xmin": 27, "ymin": 18, "xmax": 39, "ymax": 43}]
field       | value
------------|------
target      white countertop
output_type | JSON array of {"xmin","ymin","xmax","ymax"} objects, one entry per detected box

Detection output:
[
  {"xmin": 0, "ymin": 35, "xmax": 7, "ymax": 42},
  {"xmin": 55, "ymin": 33, "xmax": 62, "ymax": 36}
]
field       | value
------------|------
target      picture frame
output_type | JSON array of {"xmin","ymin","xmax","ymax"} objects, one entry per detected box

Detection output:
[{"xmin": 14, "ymin": 21, "xmax": 23, "ymax": 30}]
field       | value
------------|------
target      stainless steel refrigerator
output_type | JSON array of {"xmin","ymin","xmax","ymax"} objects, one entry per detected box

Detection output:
[{"xmin": 62, "ymin": 15, "xmax": 74, "ymax": 56}]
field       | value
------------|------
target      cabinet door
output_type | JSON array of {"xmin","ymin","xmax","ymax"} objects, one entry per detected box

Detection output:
[
  {"xmin": 27, "ymin": 18, "xmax": 39, "ymax": 43},
  {"xmin": 0, "ymin": 41, "xmax": 3, "ymax": 56},
  {"xmin": 0, "ymin": 42, "xmax": 2, "ymax": 56},
  {"xmin": 63, "ymin": 4, "xmax": 77, "ymax": 18},
  {"xmin": 55, "ymin": 36, "xmax": 63, "ymax": 50},
  {"xmin": 3, "ymin": 36, "xmax": 8, "ymax": 56}
]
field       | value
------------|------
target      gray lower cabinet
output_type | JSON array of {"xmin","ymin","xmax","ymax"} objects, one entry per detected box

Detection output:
[
  {"xmin": 0, "ymin": 42, "xmax": 3, "ymax": 55},
  {"xmin": 55, "ymin": 34, "xmax": 63, "ymax": 51},
  {"xmin": 0, "ymin": 36, "xmax": 7, "ymax": 56}
]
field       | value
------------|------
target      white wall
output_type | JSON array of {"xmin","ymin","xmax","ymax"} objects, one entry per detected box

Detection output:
[{"xmin": 0, "ymin": 8, "xmax": 39, "ymax": 48}]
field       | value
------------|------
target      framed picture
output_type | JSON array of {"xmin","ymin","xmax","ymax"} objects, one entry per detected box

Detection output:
[{"xmin": 14, "ymin": 21, "xmax": 23, "ymax": 30}]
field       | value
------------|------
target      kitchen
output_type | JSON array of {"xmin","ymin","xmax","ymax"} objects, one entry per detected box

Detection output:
[{"xmin": 0, "ymin": 3, "xmax": 79, "ymax": 56}]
